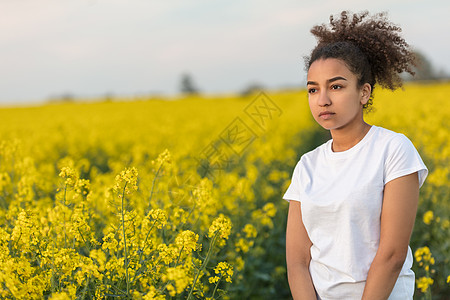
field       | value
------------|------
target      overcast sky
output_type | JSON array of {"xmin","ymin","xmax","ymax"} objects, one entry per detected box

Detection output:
[{"xmin": 1, "ymin": 0, "xmax": 449, "ymax": 104}]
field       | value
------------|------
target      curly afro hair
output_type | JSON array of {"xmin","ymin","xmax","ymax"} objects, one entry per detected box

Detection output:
[{"xmin": 305, "ymin": 11, "xmax": 416, "ymax": 110}]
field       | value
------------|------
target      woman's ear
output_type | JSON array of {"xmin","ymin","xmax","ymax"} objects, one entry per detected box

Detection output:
[{"xmin": 360, "ymin": 83, "xmax": 372, "ymax": 105}]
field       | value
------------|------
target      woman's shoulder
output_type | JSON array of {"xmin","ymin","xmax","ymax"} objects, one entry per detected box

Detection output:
[
  {"xmin": 297, "ymin": 138, "xmax": 332, "ymax": 164},
  {"xmin": 371, "ymin": 126, "xmax": 423, "ymax": 169},
  {"xmin": 372, "ymin": 125, "xmax": 414, "ymax": 147}
]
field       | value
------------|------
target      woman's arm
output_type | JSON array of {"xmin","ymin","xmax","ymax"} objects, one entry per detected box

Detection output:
[
  {"xmin": 362, "ymin": 172, "xmax": 420, "ymax": 300},
  {"xmin": 286, "ymin": 200, "xmax": 317, "ymax": 300}
]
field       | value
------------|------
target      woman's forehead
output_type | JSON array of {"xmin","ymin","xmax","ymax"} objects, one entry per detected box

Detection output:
[{"xmin": 307, "ymin": 58, "xmax": 356, "ymax": 81}]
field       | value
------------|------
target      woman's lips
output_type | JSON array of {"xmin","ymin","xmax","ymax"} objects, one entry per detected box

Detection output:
[{"xmin": 319, "ymin": 111, "xmax": 335, "ymax": 120}]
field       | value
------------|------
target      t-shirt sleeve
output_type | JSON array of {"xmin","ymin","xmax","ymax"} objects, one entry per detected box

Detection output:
[
  {"xmin": 282, "ymin": 158, "xmax": 303, "ymax": 202},
  {"xmin": 384, "ymin": 134, "xmax": 428, "ymax": 188}
]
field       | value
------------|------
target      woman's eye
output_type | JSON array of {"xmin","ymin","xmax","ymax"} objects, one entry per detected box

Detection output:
[
  {"xmin": 308, "ymin": 88, "xmax": 317, "ymax": 94},
  {"xmin": 331, "ymin": 84, "xmax": 341, "ymax": 90}
]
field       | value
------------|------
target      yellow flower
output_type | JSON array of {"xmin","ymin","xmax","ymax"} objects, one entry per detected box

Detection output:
[
  {"xmin": 430, "ymin": 257, "xmax": 435, "ymax": 265},
  {"xmin": 414, "ymin": 246, "xmax": 433, "ymax": 263},
  {"xmin": 243, "ymin": 223, "xmax": 257, "ymax": 239},
  {"xmin": 175, "ymin": 230, "xmax": 199, "ymax": 254},
  {"xmin": 142, "ymin": 286, "xmax": 165, "ymax": 300},
  {"xmin": 442, "ymin": 219, "xmax": 450, "ymax": 229},
  {"xmin": 208, "ymin": 214, "xmax": 232, "ymax": 240},
  {"xmin": 49, "ymin": 291, "xmax": 71, "ymax": 300},
  {"xmin": 251, "ymin": 203, "xmax": 277, "ymax": 229},
  {"xmin": 59, "ymin": 166, "xmax": 78, "ymax": 187},
  {"xmin": 423, "ymin": 210, "xmax": 434, "ymax": 225},
  {"xmin": 192, "ymin": 178, "xmax": 215, "ymax": 212},
  {"xmin": 211, "ymin": 261, "xmax": 233, "ymax": 283},
  {"xmin": 0, "ymin": 172, "xmax": 11, "ymax": 192},
  {"xmin": 262, "ymin": 202, "xmax": 277, "ymax": 217},
  {"xmin": 10, "ymin": 210, "xmax": 39, "ymax": 250},
  {"xmin": 113, "ymin": 167, "xmax": 138, "ymax": 195},
  {"xmin": 162, "ymin": 265, "xmax": 191, "ymax": 296},
  {"xmin": 132, "ymin": 290, "xmax": 142, "ymax": 299},
  {"xmin": 148, "ymin": 208, "xmax": 167, "ymax": 229},
  {"xmin": 416, "ymin": 276, "xmax": 434, "ymax": 293},
  {"xmin": 235, "ymin": 256, "xmax": 245, "ymax": 271},
  {"xmin": 156, "ymin": 148, "xmax": 172, "ymax": 166},
  {"xmin": 235, "ymin": 237, "xmax": 254, "ymax": 253},
  {"xmin": 89, "ymin": 249, "xmax": 107, "ymax": 273},
  {"xmin": 102, "ymin": 232, "xmax": 119, "ymax": 253},
  {"xmin": 157, "ymin": 244, "xmax": 178, "ymax": 265},
  {"xmin": 75, "ymin": 178, "xmax": 90, "ymax": 196},
  {"xmin": 209, "ymin": 276, "xmax": 220, "ymax": 283}
]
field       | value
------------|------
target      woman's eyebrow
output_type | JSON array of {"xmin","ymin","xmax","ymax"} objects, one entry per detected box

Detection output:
[
  {"xmin": 307, "ymin": 76, "xmax": 347, "ymax": 86},
  {"xmin": 328, "ymin": 76, "xmax": 347, "ymax": 83}
]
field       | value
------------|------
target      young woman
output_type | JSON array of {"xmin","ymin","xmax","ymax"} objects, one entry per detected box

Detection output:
[{"xmin": 283, "ymin": 11, "xmax": 428, "ymax": 300}]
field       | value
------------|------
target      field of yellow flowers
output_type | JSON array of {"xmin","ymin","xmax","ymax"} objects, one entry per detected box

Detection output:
[{"xmin": 0, "ymin": 82, "xmax": 448, "ymax": 299}]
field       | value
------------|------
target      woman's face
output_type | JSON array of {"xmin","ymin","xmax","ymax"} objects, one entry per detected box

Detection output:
[{"xmin": 306, "ymin": 58, "xmax": 370, "ymax": 131}]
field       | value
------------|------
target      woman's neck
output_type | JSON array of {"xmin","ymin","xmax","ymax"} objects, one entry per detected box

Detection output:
[{"xmin": 330, "ymin": 121, "xmax": 372, "ymax": 152}]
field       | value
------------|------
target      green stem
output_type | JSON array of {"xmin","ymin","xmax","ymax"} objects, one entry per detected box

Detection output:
[
  {"xmin": 10, "ymin": 231, "xmax": 22, "ymax": 255},
  {"xmin": 187, "ymin": 233, "xmax": 218, "ymax": 300},
  {"xmin": 138, "ymin": 220, "xmax": 157, "ymax": 264},
  {"xmin": 172, "ymin": 246, "xmax": 186, "ymax": 269},
  {"xmin": 121, "ymin": 183, "xmax": 130, "ymax": 296},
  {"xmin": 425, "ymin": 266, "xmax": 432, "ymax": 300},
  {"xmin": 210, "ymin": 276, "xmax": 222, "ymax": 299},
  {"xmin": 179, "ymin": 202, "xmax": 196, "ymax": 231},
  {"xmin": 81, "ymin": 275, "xmax": 90, "ymax": 300},
  {"xmin": 50, "ymin": 242, "xmax": 58, "ymax": 292},
  {"xmin": 147, "ymin": 161, "xmax": 164, "ymax": 213},
  {"xmin": 130, "ymin": 220, "xmax": 157, "ymax": 284},
  {"xmin": 63, "ymin": 185, "xmax": 67, "ymax": 248},
  {"xmin": 78, "ymin": 227, "xmax": 91, "ymax": 252}
]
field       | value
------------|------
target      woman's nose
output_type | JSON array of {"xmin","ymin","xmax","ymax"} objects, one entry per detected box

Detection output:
[{"xmin": 317, "ymin": 90, "xmax": 331, "ymax": 107}]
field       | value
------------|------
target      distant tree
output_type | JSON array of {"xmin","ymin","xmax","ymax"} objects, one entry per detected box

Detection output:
[
  {"xmin": 240, "ymin": 82, "xmax": 265, "ymax": 97},
  {"xmin": 103, "ymin": 92, "xmax": 115, "ymax": 102},
  {"xmin": 435, "ymin": 68, "xmax": 449, "ymax": 79},
  {"xmin": 180, "ymin": 73, "xmax": 199, "ymax": 95},
  {"xmin": 47, "ymin": 92, "xmax": 75, "ymax": 103},
  {"xmin": 407, "ymin": 50, "xmax": 449, "ymax": 81},
  {"xmin": 412, "ymin": 50, "xmax": 437, "ymax": 81}
]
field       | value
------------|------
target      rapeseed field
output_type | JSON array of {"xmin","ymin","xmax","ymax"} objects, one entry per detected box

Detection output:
[{"xmin": 0, "ymin": 83, "xmax": 448, "ymax": 299}]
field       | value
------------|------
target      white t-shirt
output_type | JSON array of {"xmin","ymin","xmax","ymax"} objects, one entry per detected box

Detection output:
[{"xmin": 283, "ymin": 125, "xmax": 428, "ymax": 300}]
